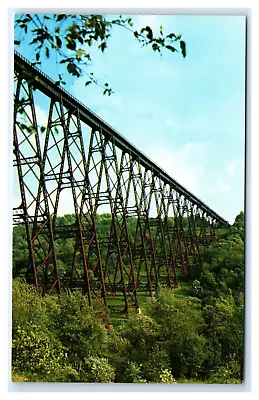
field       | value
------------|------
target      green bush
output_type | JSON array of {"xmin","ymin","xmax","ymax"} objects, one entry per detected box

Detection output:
[
  {"xmin": 202, "ymin": 295, "xmax": 244, "ymax": 375},
  {"xmin": 158, "ymin": 369, "xmax": 177, "ymax": 384},
  {"xmin": 12, "ymin": 280, "xmax": 113, "ymax": 382},
  {"xmin": 208, "ymin": 357, "xmax": 243, "ymax": 384},
  {"xmin": 119, "ymin": 361, "xmax": 147, "ymax": 383},
  {"xmin": 81, "ymin": 356, "xmax": 115, "ymax": 383},
  {"xmin": 149, "ymin": 287, "xmax": 208, "ymax": 379},
  {"xmin": 12, "ymin": 279, "xmax": 50, "ymax": 331},
  {"xmin": 12, "ymin": 322, "xmax": 64, "ymax": 376},
  {"xmin": 52, "ymin": 291, "xmax": 110, "ymax": 365},
  {"xmin": 117, "ymin": 314, "xmax": 170, "ymax": 382}
]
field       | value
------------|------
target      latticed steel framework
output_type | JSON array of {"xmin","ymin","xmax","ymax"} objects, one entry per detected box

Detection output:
[{"xmin": 13, "ymin": 52, "xmax": 228, "ymax": 316}]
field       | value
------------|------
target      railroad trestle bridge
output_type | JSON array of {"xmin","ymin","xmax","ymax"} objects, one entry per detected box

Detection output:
[{"xmin": 13, "ymin": 51, "xmax": 229, "ymax": 316}]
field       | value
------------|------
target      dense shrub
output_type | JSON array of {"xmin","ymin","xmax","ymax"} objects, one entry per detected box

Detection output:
[
  {"xmin": 12, "ymin": 280, "xmax": 113, "ymax": 382},
  {"xmin": 12, "ymin": 323, "xmax": 65, "ymax": 376},
  {"xmin": 148, "ymin": 287, "xmax": 208, "ymax": 379},
  {"xmin": 51, "ymin": 291, "xmax": 109, "ymax": 365},
  {"xmin": 117, "ymin": 314, "xmax": 170, "ymax": 382},
  {"xmin": 81, "ymin": 356, "xmax": 115, "ymax": 383}
]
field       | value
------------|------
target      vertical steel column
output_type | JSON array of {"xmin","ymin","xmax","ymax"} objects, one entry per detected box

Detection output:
[
  {"xmin": 13, "ymin": 76, "xmax": 39, "ymax": 291},
  {"xmin": 13, "ymin": 74, "xmax": 61, "ymax": 295},
  {"xmin": 78, "ymin": 128, "xmax": 109, "ymax": 312}
]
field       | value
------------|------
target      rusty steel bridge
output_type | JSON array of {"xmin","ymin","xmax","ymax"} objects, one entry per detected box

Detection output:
[{"xmin": 13, "ymin": 51, "xmax": 229, "ymax": 317}]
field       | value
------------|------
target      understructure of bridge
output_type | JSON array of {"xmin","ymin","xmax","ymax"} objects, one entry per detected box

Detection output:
[{"xmin": 13, "ymin": 51, "xmax": 229, "ymax": 317}]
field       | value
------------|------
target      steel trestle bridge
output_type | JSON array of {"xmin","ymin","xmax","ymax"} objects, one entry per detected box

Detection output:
[{"xmin": 13, "ymin": 51, "xmax": 229, "ymax": 317}]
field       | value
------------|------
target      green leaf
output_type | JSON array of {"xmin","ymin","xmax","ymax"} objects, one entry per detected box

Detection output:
[
  {"xmin": 103, "ymin": 88, "xmax": 112, "ymax": 96},
  {"xmin": 56, "ymin": 14, "xmax": 66, "ymax": 22},
  {"xmin": 66, "ymin": 36, "xmax": 76, "ymax": 51},
  {"xmin": 55, "ymin": 36, "xmax": 62, "ymax": 49},
  {"xmin": 75, "ymin": 49, "xmax": 85, "ymax": 61},
  {"xmin": 165, "ymin": 45, "xmax": 177, "ymax": 52},
  {"xmin": 85, "ymin": 81, "xmax": 92, "ymax": 86},
  {"xmin": 30, "ymin": 37, "xmax": 40, "ymax": 45},
  {"xmin": 21, "ymin": 17, "xmax": 31, "ymax": 24},
  {"xmin": 155, "ymin": 37, "xmax": 164, "ymax": 46},
  {"xmin": 45, "ymin": 47, "xmax": 50, "ymax": 58},
  {"xmin": 180, "ymin": 40, "xmax": 186, "ymax": 57},
  {"xmin": 20, "ymin": 23, "xmax": 28, "ymax": 34},
  {"xmin": 128, "ymin": 18, "xmax": 133, "ymax": 27},
  {"xmin": 152, "ymin": 43, "xmax": 160, "ymax": 52},
  {"xmin": 99, "ymin": 42, "xmax": 107, "ymax": 52},
  {"xmin": 67, "ymin": 62, "xmax": 81, "ymax": 77},
  {"xmin": 166, "ymin": 33, "xmax": 176, "ymax": 39},
  {"xmin": 14, "ymin": 40, "xmax": 20, "ymax": 45},
  {"xmin": 145, "ymin": 26, "xmax": 153, "ymax": 41}
]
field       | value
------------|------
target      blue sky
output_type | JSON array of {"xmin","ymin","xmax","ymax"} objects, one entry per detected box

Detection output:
[{"xmin": 14, "ymin": 14, "xmax": 246, "ymax": 223}]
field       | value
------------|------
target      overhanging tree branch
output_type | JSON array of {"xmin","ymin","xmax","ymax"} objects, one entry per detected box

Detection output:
[{"xmin": 14, "ymin": 13, "xmax": 187, "ymax": 95}]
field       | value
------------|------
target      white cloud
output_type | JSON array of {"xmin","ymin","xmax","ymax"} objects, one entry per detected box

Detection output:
[
  {"xmin": 226, "ymin": 158, "xmax": 243, "ymax": 178},
  {"xmin": 34, "ymin": 105, "xmax": 48, "ymax": 127},
  {"xmin": 145, "ymin": 141, "xmax": 210, "ymax": 194},
  {"xmin": 132, "ymin": 57, "xmax": 185, "ymax": 82},
  {"xmin": 215, "ymin": 180, "xmax": 232, "ymax": 193},
  {"xmin": 164, "ymin": 116, "xmax": 183, "ymax": 131},
  {"xmin": 56, "ymin": 189, "xmax": 76, "ymax": 217}
]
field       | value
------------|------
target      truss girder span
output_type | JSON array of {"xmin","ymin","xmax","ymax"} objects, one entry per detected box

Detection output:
[{"xmin": 13, "ymin": 52, "xmax": 228, "ymax": 317}]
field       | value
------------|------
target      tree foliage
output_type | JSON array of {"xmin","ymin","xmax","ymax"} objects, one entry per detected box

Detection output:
[
  {"xmin": 12, "ymin": 212, "xmax": 244, "ymax": 383},
  {"xmin": 14, "ymin": 13, "xmax": 186, "ymax": 95}
]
